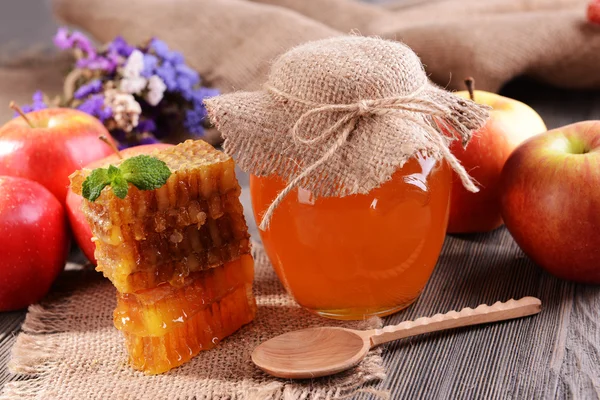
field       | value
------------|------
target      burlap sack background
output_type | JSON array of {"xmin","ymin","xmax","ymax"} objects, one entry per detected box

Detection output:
[
  {"xmin": 2, "ymin": 246, "xmax": 387, "ymax": 400},
  {"xmin": 50, "ymin": 0, "xmax": 600, "ymax": 95},
  {"xmin": 2, "ymin": 0, "xmax": 598, "ymax": 126}
]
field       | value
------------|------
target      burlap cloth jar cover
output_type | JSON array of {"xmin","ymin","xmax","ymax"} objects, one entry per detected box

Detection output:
[{"xmin": 204, "ymin": 36, "xmax": 490, "ymax": 228}]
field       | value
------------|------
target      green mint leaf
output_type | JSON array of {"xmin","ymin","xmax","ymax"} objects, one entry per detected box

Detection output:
[
  {"xmin": 120, "ymin": 155, "xmax": 171, "ymax": 191},
  {"xmin": 111, "ymin": 175, "xmax": 129, "ymax": 199},
  {"xmin": 107, "ymin": 164, "xmax": 121, "ymax": 180},
  {"xmin": 82, "ymin": 168, "xmax": 110, "ymax": 202},
  {"xmin": 81, "ymin": 155, "xmax": 170, "ymax": 202}
]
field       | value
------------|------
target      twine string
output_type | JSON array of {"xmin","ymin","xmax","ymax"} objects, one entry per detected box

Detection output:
[{"xmin": 258, "ymin": 84, "xmax": 479, "ymax": 230}]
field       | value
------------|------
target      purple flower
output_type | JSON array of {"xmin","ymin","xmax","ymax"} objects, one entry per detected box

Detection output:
[
  {"xmin": 181, "ymin": 86, "xmax": 218, "ymax": 135},
  {"xmin": 184, "ymin": 110, "xmax": 206, "ymax": 136},
  {"xmin": 176, "ymin": 76, "xmax": 195, "ymax": 100},
  {"xmin": 149, "ymin": 39, "xmax": 170, "ymax": 59},
  {"xmin": 53, "ymin": 27, "xmax": 95, "ymax": 55},
  {"xmin": 55, "ymin": 28, "xmax": 120, "ymax": 72},
  {"xmin": 18, "ymin": 90, "xmax": 48, "ymax": 115},
  {"xmin": 175, "ymin": 64, "xmax": 199, "ymax": 81},
  {"xmin": 154, "ymin": 61, "xmax": 204, "ymax": 98},
  {"xmin": 155, "ymin": 63, "xmax": 177, "ymax": 91},
  {"xmin": 32, "ymin": 91, "xmax": 44, "ymax": 102},
  {"xmin": 108, "ymin": 36, "xmax": 133, "ymax": 58},
  {"xmin": 51, "ymin": 28, "xmax": 220, "ymax": 145},
  {"xmin": 105, "ymin": 51, "xmax": 122, "ymax": 69},
  {"xmin": 70, "ymin": 31, "xmax": 96, "ymax": 55},
  {"xmin": 137, "ymin": 119, "xmax": 156, "ymax": 133},
  {"xmin": 168, "ymin": 51, "xmax": 185, "ymax": 65},
  {"xmin": 73, "ymin": 79, "xmax": 103, "ymax": 99},
  {"xmin": 183, "ymin": 98, "xmax": 207, "ymax": 136},
  {"xmin": 141, "ymin": 54, "xmax": 159, "ymax": 78},
  {"xmin": 77, "ymin": 94, "xmax": 112, "ymax": 121},
  {"xmin": 76, "ymin": 55, "xmax": 118, "ymax": 72},
  {"xmin": 191, "ymin": 87, "xmax": 219, "ymax": 103},
  {"xmin": 53, "ymin": 28, "xmax": 71, "ymax": 50},
  {"xmin": 150, "ymin": 38, "xmax": 184, "ymax": 64}
]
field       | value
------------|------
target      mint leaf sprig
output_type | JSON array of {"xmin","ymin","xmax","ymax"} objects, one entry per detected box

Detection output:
[{"xmin": 82, "ymin": 155, "xmax": 171, "ymax": 201}]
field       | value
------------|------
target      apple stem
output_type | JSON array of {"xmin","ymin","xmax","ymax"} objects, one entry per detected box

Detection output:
[
  {"xmin": 464, "ymin": 77, "xmax": 475, "ymax": 101},
  {"xmin": 9, "ymin": 102, "xmax": 34, "ymax": 128},
  {"xmin": 99, "ymin": 135, "xmax": 123, "ymax": 159}
]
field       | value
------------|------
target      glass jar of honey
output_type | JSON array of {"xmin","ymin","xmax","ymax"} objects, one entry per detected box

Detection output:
[
  {"xmin": 205, "ymin": 36, "xmax": 489, "ymax": 321},
  {"xmin": 250, "ymin": 156, "xmax": 451, "ymax": 320}
]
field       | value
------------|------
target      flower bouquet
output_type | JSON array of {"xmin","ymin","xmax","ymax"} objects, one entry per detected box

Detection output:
[{"xmin": 21, "ymin": 28, "xmax": 218, "ymax": 148}]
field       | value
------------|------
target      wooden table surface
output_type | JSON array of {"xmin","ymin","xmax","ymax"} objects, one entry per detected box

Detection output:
[{"xmin": 1, "ymin": 78, "xmax": 599, "ymax": 399}]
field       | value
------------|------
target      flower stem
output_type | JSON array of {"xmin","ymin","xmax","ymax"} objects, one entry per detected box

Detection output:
[
  {"xmin": 9, "ymin": 102, "xmax": 34, "ymax": 128},
  {"xmin": 464, "ymin": 77, "xmax": 475, "ymax": 101},
  {"xmin": 63, "ymin": 68, "xmax": 85, "ymax": 102},
  {"xmin": 99, "ymin": 135, "xmax": 123, "ymax": 159}
]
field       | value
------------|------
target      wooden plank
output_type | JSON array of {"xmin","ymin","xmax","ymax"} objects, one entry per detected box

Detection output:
[{"xmin": 0, "ymin": 313, "xmax": 25, "ymax": 387}]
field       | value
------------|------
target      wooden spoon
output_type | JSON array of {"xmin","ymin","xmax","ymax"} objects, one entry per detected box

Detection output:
[{"xmin": 252, "ymin": 297, "xmax": 541, "ymax": 379}]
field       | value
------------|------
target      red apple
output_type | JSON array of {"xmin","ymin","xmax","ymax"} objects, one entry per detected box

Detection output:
[
  {"xmin": 588, "ymin": 0, "xmax": 600, "ymax": 25},
  {"xmin": 66, "ymin": 143, "xmax": 173, "ymax": 263},
  {"xmin": 448, "ymin": 86, "xmax": 547, "ymax": 233},
  {"xmin": 0, "ymin": 176, "xmax": 69, "ymax": 311},
  {"xmin": 500, "ymin": 121, "xmax": 600, "ymax": 283},
  {"xmin": 0, "ymin": 108, "xmax": 116, "ymax": 205}
]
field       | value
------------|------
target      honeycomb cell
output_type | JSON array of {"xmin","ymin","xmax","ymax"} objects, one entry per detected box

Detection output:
[
  {"xmin": 70, "ymin": 140, "xmax": 251, "ymax": 293},
  {"xmin": 122, "ymin": 282, "xmax": 256, "ymax": 374},
  {"xmin": 114, "ymin": 255, "xmax": 254, "ymax": 336}
]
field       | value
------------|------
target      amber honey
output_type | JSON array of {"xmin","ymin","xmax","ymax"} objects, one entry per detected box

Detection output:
[
  {"xmin": 250, "ymin": 156, "xmax": 452, "ymax": 320},
  {"xmin": 71, "ymin": 140, "xmax": 256, "ymax": 374},
  {"xmin": 114, "ymin": 255, "xmax": 254, "ymax": 337},
  {"xmin": 122, "ymin": 283, "xmax": 256, "ymax": 374},
  {"xmin": 71, "ymin": 140, "xmax": 251, "ymax": 293}
]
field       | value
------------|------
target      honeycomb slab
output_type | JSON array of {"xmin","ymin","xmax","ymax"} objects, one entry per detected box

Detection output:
[
  {"xmin": 70, "ymin": 140, "xmax": 255, "ymax": 374},
  {"xmin": 71, "ymin": 140, "xmax": 251, "ymax": 293}
]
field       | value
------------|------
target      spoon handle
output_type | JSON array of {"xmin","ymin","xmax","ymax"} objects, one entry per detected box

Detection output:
[{"xmin": 367, "ymin": 296, "xmax": 541, "ymax": 347}]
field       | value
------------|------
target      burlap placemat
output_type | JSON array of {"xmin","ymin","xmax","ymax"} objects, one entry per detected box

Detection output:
[{"xmin": 1, "ymin": 245, "xmax": 386, "ymax": 400}]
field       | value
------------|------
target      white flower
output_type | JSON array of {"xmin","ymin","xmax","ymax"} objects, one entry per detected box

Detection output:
[
  {"xmin": 119, "ymin": 49, "xmax": 148, "ymax": 95},
  {"xmin": 104, "ymin": 89, "xmax": 142, "ymax": 132},
  {"xmin": 122, "ymin": 50, "xmax": 144, "ymax": 78},
  {"xmin": 145, "ymin": 75, "xmax": 167, "ymax": 106},
  {"xmin": 120, "ymin": 76, "xmax": 147, "ymax": 95}
]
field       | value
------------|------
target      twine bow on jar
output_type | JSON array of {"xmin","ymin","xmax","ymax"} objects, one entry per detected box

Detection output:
[{"xmin": 257, "ymin": 84, "xmax": 485, "ymax": 230}]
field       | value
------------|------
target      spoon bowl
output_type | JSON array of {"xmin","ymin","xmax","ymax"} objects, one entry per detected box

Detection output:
[
  {"xmin": 252, "ymin": 297, "xmax": 542, "ymax": 379},
  {"xmin": 252, "ymin": 327, "xmax": 371, "ymax": 379}
]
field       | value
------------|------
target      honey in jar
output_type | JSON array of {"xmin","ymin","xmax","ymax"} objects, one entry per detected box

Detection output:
[
  {"xmin": 250, "ymin": 156, "xmax": 451, "ymax": 319},
  {"xmin": 205, "ymin": 36, "xmax": 489, "ymax": 320}
]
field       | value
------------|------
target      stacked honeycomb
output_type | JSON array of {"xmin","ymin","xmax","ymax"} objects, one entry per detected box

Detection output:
[{"xmin": 71, "ymin": 140, "xmax": 256, "ymax": 374}]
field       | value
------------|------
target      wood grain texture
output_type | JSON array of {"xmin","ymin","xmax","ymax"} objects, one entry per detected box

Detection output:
[
  {"xmin": 252, "ymin": 327, "xmax": 371, "ymax": 379},
  {"xmin": 368, "ymin": 297, "xmax": 542, "ymax": 346},
  {"xmin": 0, "ymin": 313, "xmax": 25, "ymax": 387},
  {"xmin": 252, "ymin": 298, "xmax": 541, "ymax": 379}
]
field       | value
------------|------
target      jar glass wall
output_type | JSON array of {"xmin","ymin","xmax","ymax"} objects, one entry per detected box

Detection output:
[{"xmin": 250, "ymin": 156, "xmax": 452, "ymax": 320}]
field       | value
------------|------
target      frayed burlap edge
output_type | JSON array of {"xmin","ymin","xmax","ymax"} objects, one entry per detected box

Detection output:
[{"xmin": 1, "ymin": 246, "xmax": 390, "ymax": 400}]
